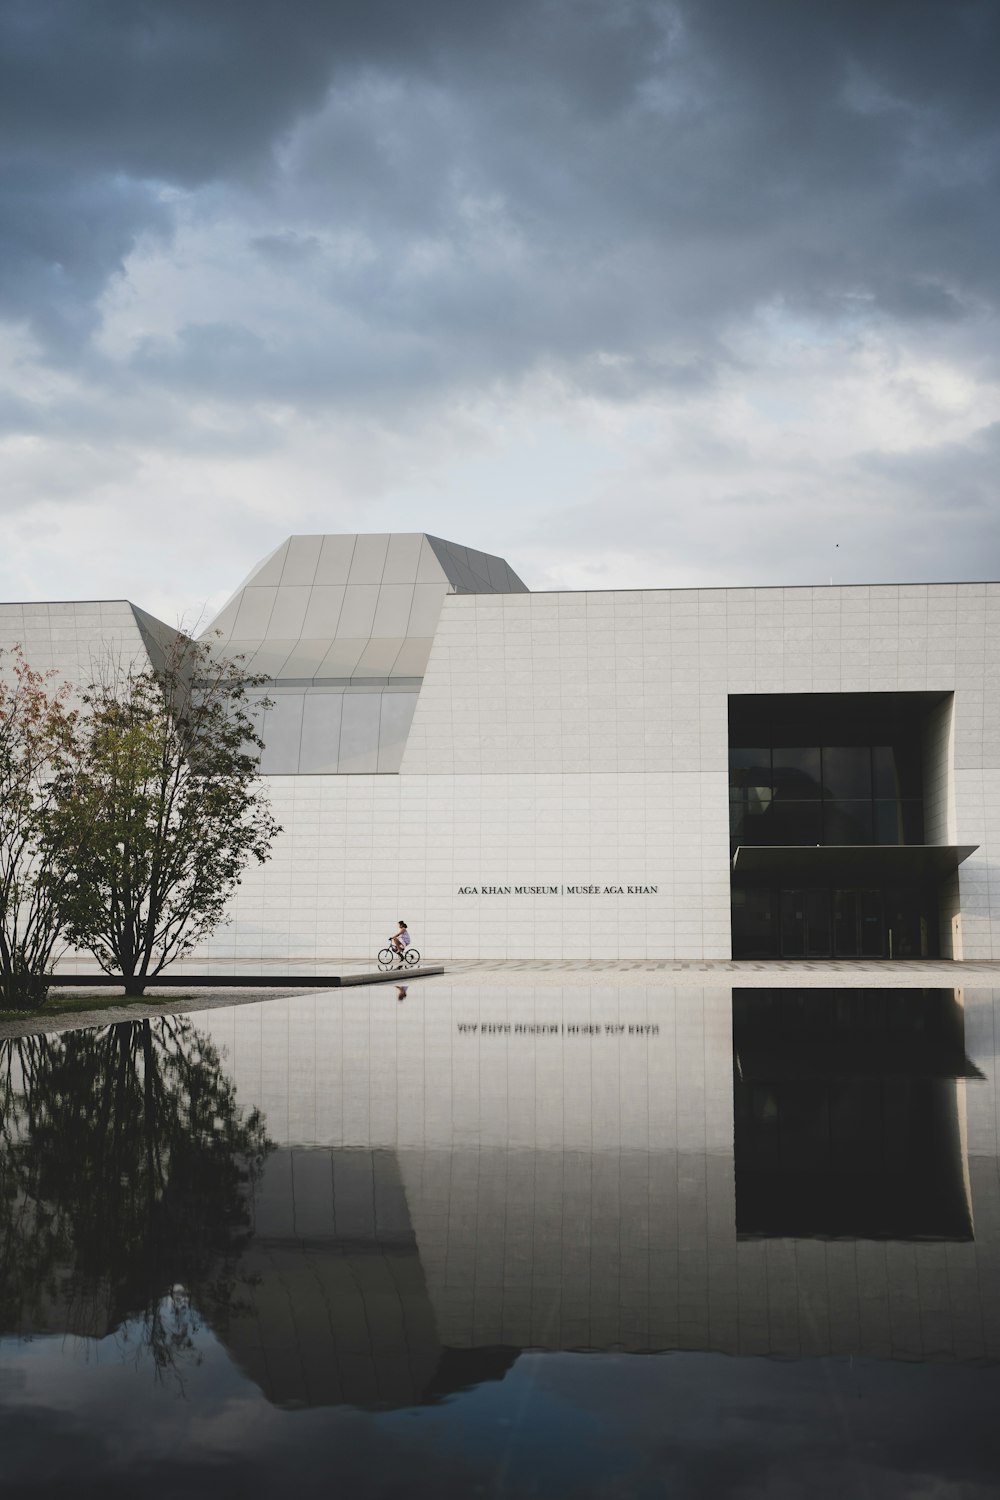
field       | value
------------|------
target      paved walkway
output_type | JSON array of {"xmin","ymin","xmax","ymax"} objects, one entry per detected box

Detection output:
[
  {"xmin": 417, "ymin": 957, "xmax": 1000, "ymax": 990},
  {"xmin": 438, "ymin": 956, "xmax": 1000, "ymax": 985}
]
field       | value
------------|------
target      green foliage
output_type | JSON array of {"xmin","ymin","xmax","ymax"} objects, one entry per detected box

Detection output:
[
  {"xmin": 0, "ymin": 650, "xmax": 78, "ymax": 1008},
  {"xmin": 48, "ymin": 635, "xmax": 281, "ymax": 995}
]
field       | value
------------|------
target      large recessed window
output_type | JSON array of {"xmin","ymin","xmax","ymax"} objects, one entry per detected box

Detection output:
[
  {"xmin": 728, "ymin": 692, "xmax": 951, "ymax": 959},
  {"xmin": 728, "ymin": 694, "xmax": 935, "ymax": 852}
]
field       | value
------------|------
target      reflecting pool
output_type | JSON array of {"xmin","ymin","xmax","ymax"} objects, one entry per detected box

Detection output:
[{"xmin": 3, "ymin": 984, "xmax": 1000, "ymax": 1497}]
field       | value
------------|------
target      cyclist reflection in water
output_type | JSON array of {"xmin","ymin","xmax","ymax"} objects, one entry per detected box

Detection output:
[
  {"xmin": 389, "ymin": 920, "xmax": 411, "ymax": 967},
  {"xmin": 395, "ymin": 986, "xmax": 408, "ymax": 1002}
]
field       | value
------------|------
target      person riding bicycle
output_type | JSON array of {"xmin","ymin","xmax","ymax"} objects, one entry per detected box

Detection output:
[{"xmin": 388, "ymin": 920, "xmax": 412, "ymax": 967}]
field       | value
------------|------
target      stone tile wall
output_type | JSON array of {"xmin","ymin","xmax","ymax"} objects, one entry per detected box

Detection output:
[
  {"xmin": 3, "ymin": 580, "xmax": 997, "ymax": 964},
  {"xmin": 205, "ymin": 581, "xmax": 999, "ymax": 962},
  {"xmin": 0, "ymin": 600, "xmax": 155, "ymax": 693}
]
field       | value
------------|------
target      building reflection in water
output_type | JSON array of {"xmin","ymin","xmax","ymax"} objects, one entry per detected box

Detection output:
[
  {"xmin": 3, "ymin": 984, "xmax": 1000, "ymax": 1409},
  {"xmin": 198, "ymin": 984, "xmax": 1000, "ymax": 1397},
  {"xmin": 733, "ymin": 988, "xmax": 980, "ymax": 1241},
  {"xmin": 215, "ymin": 1147, "xmax": 520, "ymax": 1408}
]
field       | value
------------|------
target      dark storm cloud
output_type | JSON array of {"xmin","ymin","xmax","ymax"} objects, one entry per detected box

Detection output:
[
  {"xmin": 0, "ymin": 0, "xmax": 354, "ymax": 351},
  {"xmin": 0, "ymin": 160, "xmax": 171, "ymax": 349},
  {"xmin": 1, "ymin": 0, "xmax": 998, "ymax": 393}
]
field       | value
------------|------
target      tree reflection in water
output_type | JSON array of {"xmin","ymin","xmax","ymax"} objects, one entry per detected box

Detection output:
[{"xmin": 0, "ymin": 1017, "xmax": 272, "ymax": 1383}]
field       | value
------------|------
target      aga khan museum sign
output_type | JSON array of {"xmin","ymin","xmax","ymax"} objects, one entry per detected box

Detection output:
[{"xmin": 457, "ymin": 885, "xmax": 661, "ymax": 896}]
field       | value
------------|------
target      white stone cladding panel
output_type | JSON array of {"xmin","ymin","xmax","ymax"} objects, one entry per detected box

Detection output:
[
  {"xmin": 0, "ymin": 601, "xmax": 156, "ymax": 694},
  {"xmin": 194, "ymin": 769, "xmax": 730, "ymax": 963},
  {"xmin": 923, "ymin": 697, "xmax": 956, "ymax": 844},
  {"xmin": 924, "ymin": 697, "xmax": 960, "ymax": 952},
  {"xmin": 390, "ymin": 582, "xmax": 1000, "ymax": 961}
]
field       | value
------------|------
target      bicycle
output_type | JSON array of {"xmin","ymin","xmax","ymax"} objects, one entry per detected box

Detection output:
[{"xmin": 377, "ymin": 945, "xmax": 421, "ymax": 972}]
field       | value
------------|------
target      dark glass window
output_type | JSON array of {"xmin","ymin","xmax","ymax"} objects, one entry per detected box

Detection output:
[
  {"xmin": 768, "ymin": 801, "xmax": 823, "ymax": 845},
  {"xmin": 729, "ymin": 748, "xmax": 771, "ymax": 793},
  {"xmin": 740, "ymin": 804, "xmax": 776, "ymax": 845},
  {"xmin": 873, "ymin": 798, "xmax": 903, "ymax": 844},
  {"xmin": 871, "ymin": 799, "xmax": 924, "ymax": 845},
  {"xmin": 872, "ymin": 746, "xmax": 900, "ymax": 799},
  {"xmin": 822, "ymin": 746, "xmax": 872, "ymax": 800},
  {"xmin": 823, "ymin": 800, "xmax": 875, "ymax": 845},
  {"xmin": 729, "ymin": 697, "xmax": 929, "ymax": 862},
  {"xmin": 901, "ymin": 800, "xmax": 924, "ymax": 843},
  {"xmin": 730, "ymin": 748, "xmax": 774, "ymax": 847},
  {"xmin": 772, "ymin": 747, "xmax": 821, "ymax": 799},
  {"xmin": 872, "ymin": 744, "xmax": 922, "ymax": 800}
]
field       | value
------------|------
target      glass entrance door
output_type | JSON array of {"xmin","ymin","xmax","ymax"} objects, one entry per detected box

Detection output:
[
  {"xmin": 886, "ymin": 887, "xmax": 928, "ymax": 958},
  {"xmin": 745, "ymin": 885, "xmax": 935, "ymax": 960},
  {"xmin": 833, "ymin": 889, "xmax": 857, "ymax": 956},
  {"xmin": 833, "ymin": 888, "xmax": 885, "ymax": 957},
  {"xmin": 859, "ymin": 889, "xmax": 884, "ymax": 957},
  {"xmin": 780, "ymin": 890, "xmax": 832, "ymax": 958},
  {"xmin": 780, "ymin": 890, "xmax": 805, "ymax": 956}
]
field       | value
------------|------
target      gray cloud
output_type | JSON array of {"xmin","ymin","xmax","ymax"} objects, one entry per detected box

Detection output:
[
  {"xmin": 859, "ymin": 418, "xmax": 1000, "ymax": 515},
  {"xmin": 0, "ymin": 161, "xmax": 170, "ymax": 350},
  {"xmin": 2, "ymin": 0, "xmax": 997, "ymax": 374},
  {"xmin": 522, "ymin": 413, "xmax": 1000, "ymax": 591},
  {"xmin": 1, "ymin": 0, "xmax": 998, "ymax": 602}
]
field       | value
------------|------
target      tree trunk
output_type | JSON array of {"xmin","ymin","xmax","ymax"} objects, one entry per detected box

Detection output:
[{"xmin": 123, "ymin": 975, "xmax": 146, "ymax": 997}]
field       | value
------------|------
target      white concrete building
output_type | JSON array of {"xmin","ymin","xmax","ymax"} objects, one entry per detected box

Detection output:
[{"xmin": 2, "ymin": 532, "xmax": 998, "ymax": 965}]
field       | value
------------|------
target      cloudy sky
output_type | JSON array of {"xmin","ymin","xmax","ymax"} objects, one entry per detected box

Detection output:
[{"xmin": 2, "ymin": 0, "xmax": 998, "ymax": 621}]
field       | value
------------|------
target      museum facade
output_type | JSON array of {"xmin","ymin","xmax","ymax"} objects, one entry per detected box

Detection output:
[{"xmin": 1, "ymin": 532, "xmax": 997, "ymax": 965}]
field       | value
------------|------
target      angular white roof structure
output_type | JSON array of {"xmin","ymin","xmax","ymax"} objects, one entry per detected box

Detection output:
[
  {"xmin": 203, "ymin": 533, "xmax": 526, "ymax": 684},
  {"xmin": 201, "ymin": 534, "xmax": 528, "ymax": 774}
]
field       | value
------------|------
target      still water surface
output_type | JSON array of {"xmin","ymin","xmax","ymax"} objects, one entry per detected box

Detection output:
[{"xmin": 3, "ymin": 983, "xmax": 1000, "ymax": 1497}]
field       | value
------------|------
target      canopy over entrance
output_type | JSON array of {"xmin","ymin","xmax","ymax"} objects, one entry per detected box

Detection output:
[{"xmin": 732, "ymin": 844, "xmax": 978, "ymax": 886}]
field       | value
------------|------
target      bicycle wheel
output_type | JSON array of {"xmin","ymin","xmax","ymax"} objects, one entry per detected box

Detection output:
[
  {"xmin": 377, "ymin": 947, "xmax": 396, "ymax": 971},
  {"xmin": 404, "ymin": 948, "xmax": 420, "ymax": 968}
]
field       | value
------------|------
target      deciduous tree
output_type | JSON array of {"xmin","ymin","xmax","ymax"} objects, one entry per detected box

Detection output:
[
  {"xmin": 50, "ymin": 635, "xmax": 280, "ymax": 996},
  {"xmin": 0, "ymin": 649, "xmax": 77, "ymax": 1008}
]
